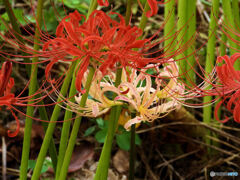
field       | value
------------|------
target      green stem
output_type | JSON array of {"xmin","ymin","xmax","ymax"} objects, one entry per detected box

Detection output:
[
  {"xmin": 203, "ymin": 0, "xmax": 219, "ymax": 124},
  {"xmin": 19, "ymin": 0, "xmax": 43, "ymax": 179},
  {"xmin": 186, "ymin": 0, "xmax": 196, "ymax": 85},
  {"xmin": 231, "ymin": 0, "xmax": 240, "ymax": 68},
  {"xmin": 125, "ymin": 0, "xmax": 133, "ymax": 25},
  {"xmin": 222, "ymin": 0, "xmax": 238, "ymax": 57},
  {"xmin": 232, "ymin": 0, "xmax": 240, "ymax": 37},
  {"xmin": 164, "ymin": 0, "xmax": 176, "ymax": 54},
  {"xmin": 220, "ymin": 30, "xmax": 227, "ymax": 57},
  {"xmin": 39, "ymin": 105, "xmax": 58, "ymax": 172},
  {"xmin": 139, "ymin": 1, "xmax": 150, "ymax": 32},
  {"xmin": 203, "ymin": 0, "xmax": 219, "ymax": 153},
  {"xmin": 87, "ymin": 0, "xmax": 98, "ymax": 19},
  {"xmin": 58, "ymin": 66, "xmax": 95, "ymax": 180},
  {"xmin": 214, "ymin": 31, "xmax": 227, "ymax": 123},
  {"xmin": 129, "ymin": 124, "xmax": 136, "ymax": 180},
  {"xmin": 94, "ymin": 107, "xmax": 121, "ymax": 180},
  {"xmin": 31, "ymin": 61, "xmax": 77, "ymax": 180},
  {"xmin": 176, "ymin": 0, "xmax": 187, "ymax": 78}
]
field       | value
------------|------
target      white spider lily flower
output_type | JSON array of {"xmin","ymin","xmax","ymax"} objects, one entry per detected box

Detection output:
[
  {"xmin": 113, "ymin": 61, "xmax": 184, "ymax": 130},
  {"xmin": 72, "ymin": 70, "xmax": 122, "ymax": 117},
  {"xmin": 72, "ymin": 60, "xmax": 184, "ymax": 129}
]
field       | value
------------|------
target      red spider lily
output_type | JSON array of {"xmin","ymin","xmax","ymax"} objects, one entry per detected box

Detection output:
[
  {"xmin": 146, "ymin": 0, "xmax": 165, "ymax": 17},
  {"xmin": 214, "ymin": 53, "xmax": 240, "ymax": 123},
  {"xmin": 0, "ymin": 61, "xmax": 62, "ymax": 137},
  {"xmin": 0, "ymin": 61, "xmax": 20, "ymax": 137},
  {"xmin": 43, "ymin": 10, "xmax": 185, "ymax": 94},
  {"xmin": 43, "ymin": 10, "xmax": 150, "ymax": 93}
]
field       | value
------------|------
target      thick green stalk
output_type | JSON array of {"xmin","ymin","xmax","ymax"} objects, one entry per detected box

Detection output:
[
  {"xmin": 94, "ymin": 107, "xmax": 121, "ymax": 180},
  {"xmin": 125, "ymin": 0, "xmax": 133, "ymax": 25},
  {"xmin": 139, "ymin": 1, "xmax": 150, "ymax": 32},
  {"xmin": 55, "ymin": 70, "xmax": 77, "ymax": 179},
  {"xmin": 58, "ymin": 66, "xmax": 95, "ymax": 180},
  {"xmin": 220, "ymin": 31, "xmax": 227, "ymax": 57},
  {"xmin": 203, "ymin": 0, "xmax": 219, "ymax": 152},
  {"xmin": 231, "ymin": 0, "xmax": 240, "ymax": 68},
  {"xmin": 19, "ymin": 0, "xmax": 43, "ymax": 179},
  {"xmin": 222, "ymin": 0, "xmax": 238, "ymax": 58},
  {"xmin": 87, "ymin": 0, "xmax": 98, "ymax": 19},
  {"xmin": 31, "ymin": 61, "xmax": 77, "ymax": 180},
  {"xmin": 232, "ymin": 0, "xmax": 240, "ymax": 37},
  {"xmin": 203, "ymin": 0, "xmax": 219, "ymax": 124},
  {"xmin": 164, "ymin": 0, "xmax": 176, "ymax": 54},
  {"xmin": 176, "ymin": 0, "xmax": 187, "ymax": 78},
  {"xmin": 186, "ymin": 0, "xmax": 196, "ymax": 85},
  {"xmin": 214, "ymin": 32, "xmax": 227, "ymax": 122},
  {"xmin": 39, "ymin": 108, "xmax": 58, "ymax": 172},
  {"xmin": 129, "ymin": 124, "xmax": 136, "ymax": 180}
]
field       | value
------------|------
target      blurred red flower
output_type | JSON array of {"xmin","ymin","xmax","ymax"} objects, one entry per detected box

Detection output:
[
  {"xmin": 215, "ymin": 53, "xmax": 240, "ymax": 123},
  {"xmin": 97, "ymin": 0, "xmax": 109, "ymax": 6}
]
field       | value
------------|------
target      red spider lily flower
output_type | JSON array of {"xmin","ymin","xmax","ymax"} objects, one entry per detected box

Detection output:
[
  {"xmin": 0, "ymin": 61, "xmax": 19, "ymax": 137},
  {"xmin": 214, "ymin": 53, "xmax": 240, "ymax": 123},
  {"xmin": 1, "ymin": 8, "xmax": 187, "ymax": 95},
  {"xmin": 0, "ymin": 61, "xmax": 58, "ymax": 137},
  {"xmin": 43, "ymin": 10, "xmax": 174, "ymax": 93}
]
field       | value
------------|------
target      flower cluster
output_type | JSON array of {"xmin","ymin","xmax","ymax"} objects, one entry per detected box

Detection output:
[{"xmin": 2, "ymin": 5, "xmax": 238, "ymax": 138}]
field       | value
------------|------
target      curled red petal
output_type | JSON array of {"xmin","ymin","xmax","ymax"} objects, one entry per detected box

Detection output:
[
  {"xmin": 7, "ymin": 109, "xmax": 20, "ymax": 137},
  {"xmin": 45, "ymin": 61, "xmax": 56, "ymax": 82},
  {"xmin": 146, "ymin": 0, "xmax": 158, "ymax": 17},
  {"xmin": 214, "ymin": 98, "xmax": 229, "ymax": 123}
]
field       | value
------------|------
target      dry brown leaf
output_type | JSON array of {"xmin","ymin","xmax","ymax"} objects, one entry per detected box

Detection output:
[
  {"xmin": 113, "ymin": 150, "xmax": 129, "ymax": 173},
  {"xmin": 68, "ymin": 142, "xmax": 94, "ymax": 173}
]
